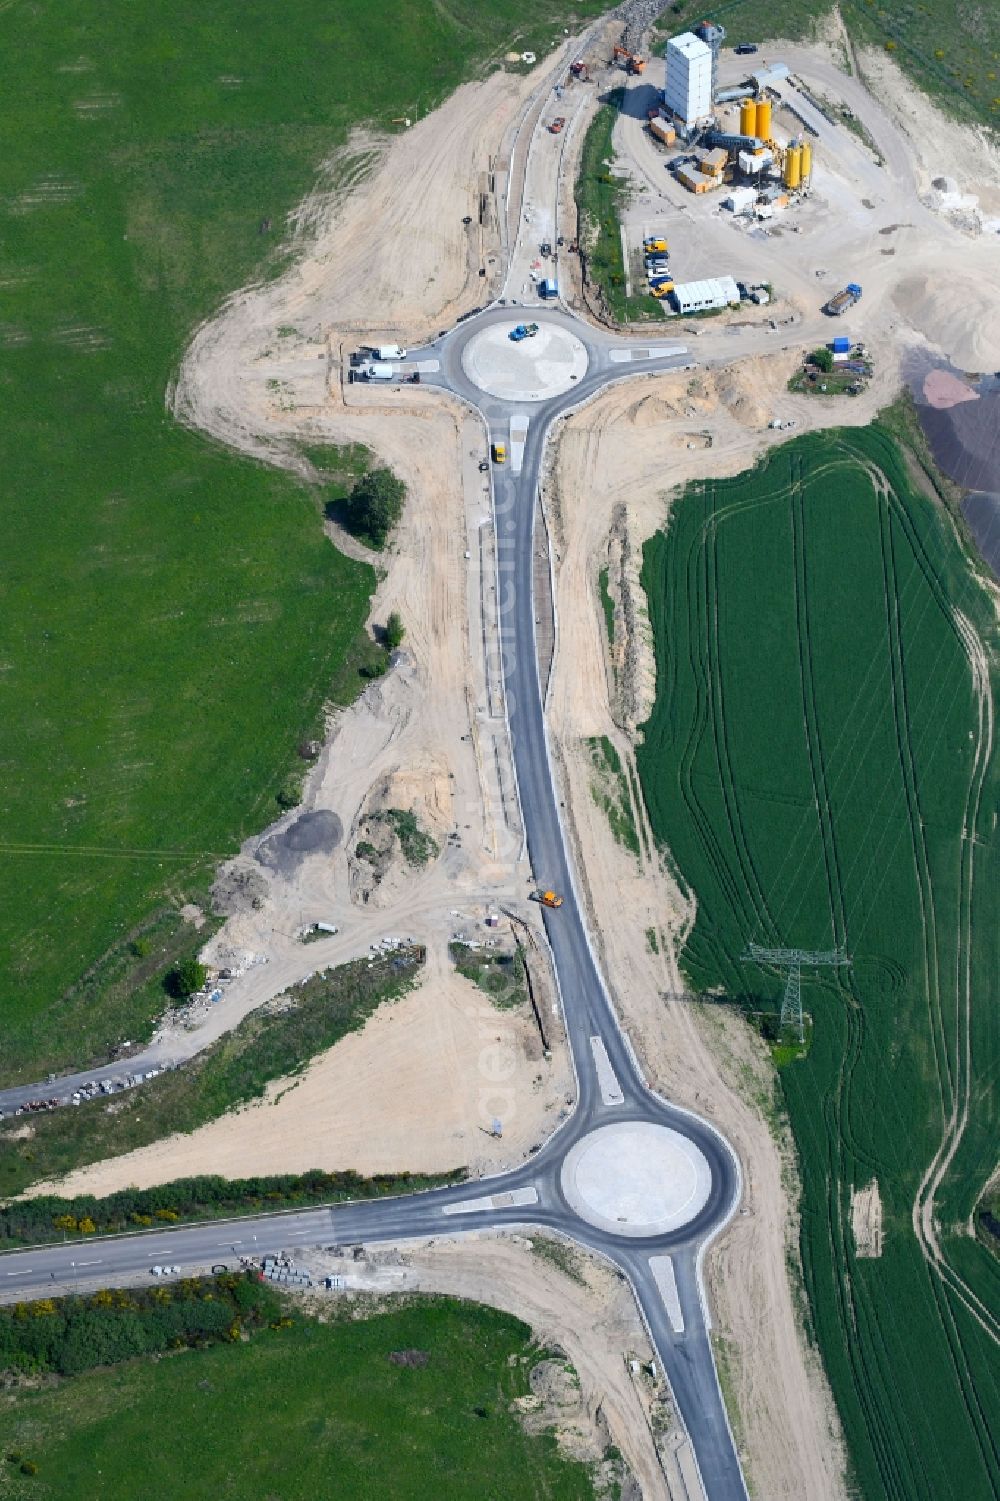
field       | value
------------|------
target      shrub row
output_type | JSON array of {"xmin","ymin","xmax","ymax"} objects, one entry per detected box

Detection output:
[
  {"xmin": 0, "ymin": 1275, "xmax": 280, "ymax": 1378},
  {"xmin": 0, "ymin": 1167, "xmax": 466, "ymax": 1248}
]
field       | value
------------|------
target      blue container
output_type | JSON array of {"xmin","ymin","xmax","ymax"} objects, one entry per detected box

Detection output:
[{"xmin": 831, "ymin": 335, "xmax": 850, "ymax": 353}]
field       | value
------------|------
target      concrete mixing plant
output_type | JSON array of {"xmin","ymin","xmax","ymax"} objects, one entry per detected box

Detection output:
[{"xmin": 664, "ymin": 32, "xmax": 713, "ymax": 127}]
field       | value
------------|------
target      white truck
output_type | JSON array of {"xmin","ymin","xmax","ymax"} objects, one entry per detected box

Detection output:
[
  {"xmin": 364, "ymin": 363, "xmax": 396, "ymax": 381},
  {"xmin": 370, "ymin": 344, "xmax": 406, "ymax": 361}
]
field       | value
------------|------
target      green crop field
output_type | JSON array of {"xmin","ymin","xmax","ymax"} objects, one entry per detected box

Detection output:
[
  {"xmin": 637, "ymin": 426, "xmax": 1000, "ymax": 1501},
  {"xmin": 0, "ymin": 1297, "xmax": 598, "ymax": 1499},
  {"xmin": 0, "ymin": 0, "xmax": 606, "ymax": 1085}
]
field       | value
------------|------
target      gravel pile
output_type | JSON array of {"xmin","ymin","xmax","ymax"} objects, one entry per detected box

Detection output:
[
  {"xmin": 255, "ymin": 808, "xmax": 343, "ymax": 877},
  {"xmin": 613, "ymin": 0, "xmax": 670, "ymax": 57}
]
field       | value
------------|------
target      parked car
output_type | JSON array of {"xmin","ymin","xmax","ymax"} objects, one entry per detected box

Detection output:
[{"xmin": 734, "ymin": 42, "xmax": 759, "ymax": 55}]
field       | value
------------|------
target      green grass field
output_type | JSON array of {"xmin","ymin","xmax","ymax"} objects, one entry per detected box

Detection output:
[
  {"xmin": 656, "ymin": 0, "xmax": 1000, "ymax": 130},
  {"xmin": 0, "ymin": 0, "xmax": 606, "ymax": 1084},
  {"xmin": 0, "ymin": 1298, "xmax": 597, "ymax": 1500},
  {"xmin": 637, "ymin": 425, "xmax": 1000, "ymax": 1501}
]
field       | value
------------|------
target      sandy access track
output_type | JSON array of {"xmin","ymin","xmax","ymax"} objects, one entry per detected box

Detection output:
[{"xmin": 50, "ymin": 23, "xmax": 1000, "ymax": 1501}]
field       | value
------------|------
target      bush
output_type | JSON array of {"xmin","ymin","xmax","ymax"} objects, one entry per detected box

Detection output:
[
  {"xmin": 0, "ymin": 1276, "xmax": 281, "ymax": 1381},
  {"xmin": 276, "ymin": 771, "xmax": 303, "ymax": 810},
  {"xmin": 384, "ymin": 611, "xmax": 405, "ymax": 651},
  {"xmin": 810, "ymin": 346, "xmax": 834, "ymax": 373},
  {"xmin": 166, "ymin": 958, "xmax": 207, "ymax": 1000},
  {"xmin": 359, "ymin": 653, "xmax": 388, "ymax": 679},
  {"xmin": 345, "ymin": 468, "xmax": 405, "ymax": 549}
]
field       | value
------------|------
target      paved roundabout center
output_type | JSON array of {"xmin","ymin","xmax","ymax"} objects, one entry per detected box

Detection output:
[
  {"xmin": 560, "ymin": 1121, "xmax": 713, "ymax": 1238},
  {"xmin": 461, "ymin": 319, "xmax": 589, "ymax": 402}
]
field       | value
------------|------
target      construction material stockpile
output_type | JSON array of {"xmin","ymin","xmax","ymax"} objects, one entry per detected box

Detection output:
[{"xmin": 614, "ymin": 0, "xmax": 671, "ymax": 55}]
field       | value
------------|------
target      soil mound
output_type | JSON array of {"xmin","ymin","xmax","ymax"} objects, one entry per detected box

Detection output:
[{"xmin": 256, "ymin": 809, "xmax": 343, "ymax": 876}]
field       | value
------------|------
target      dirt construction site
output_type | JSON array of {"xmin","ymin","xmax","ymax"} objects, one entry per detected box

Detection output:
[{"xmin": 38, "ymin": 9, "xmax": 1000, "ymax": 1500}]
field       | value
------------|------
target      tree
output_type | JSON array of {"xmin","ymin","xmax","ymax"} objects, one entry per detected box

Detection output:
[
  {"xmin": 810, "ymin": 346, "xmax": 834, "ymax": 373},
  {"xmin": 345, "ymin": 467, "xmax": 405, "ymax": 549},
  {"xmin": 166, "ymin": 958, "xmax": 207, "ymax": 1000},
  {"xmin": 384, "ymin": 612, "xmax": 405, "ymax": 651}
]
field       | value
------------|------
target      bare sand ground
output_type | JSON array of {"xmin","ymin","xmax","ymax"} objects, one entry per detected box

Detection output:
[
  {"xmin": 31, "ymin": 953, "xmax": 571, "ymax": 1198},
  {"xmin": 852, "ymin": 1179, "xmax": 884, "ymax": 1259}
]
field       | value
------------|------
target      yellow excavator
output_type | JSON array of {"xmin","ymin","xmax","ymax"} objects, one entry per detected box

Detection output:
[{"xmin": 534, "ymin": 889, "xmax": 564, "ymax": 909}]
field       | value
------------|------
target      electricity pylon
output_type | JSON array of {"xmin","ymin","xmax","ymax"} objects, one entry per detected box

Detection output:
[{"xmin": 744, "ymin": 943, "xmax": 850, "ymax": 1043}]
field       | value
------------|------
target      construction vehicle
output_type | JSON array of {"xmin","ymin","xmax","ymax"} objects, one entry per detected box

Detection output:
[
  {"xmin": 534, "ymin": 889, "xmax": 564, "ymax": 909},
  {"xmin": 649, "ymin": 280, "xmax": 674, "ymax": 299},
  {"xmin": 509, "ymin": 322, "xmax": 539, "ymax": 342},
  {"xmin": 570, "ymin": 59, "xmax": 589, "ymax": 80},
  {"xmin": 492, "ymin": 441, "xmax": 506, "ymax": 464},
  {"xmin": 549, "ymin": 116, "xmax": 566, "ymax": 134},
  {"xmin": 823, "ymin": 283, "xmax": 862, "ymax": 316},
  {"xmin": 612, "ymin": 44, "xmax": 646, "ymax": 74},
  {"xmin": 643, "ymin": 236, "xmax": 668, "ymax": 253}
]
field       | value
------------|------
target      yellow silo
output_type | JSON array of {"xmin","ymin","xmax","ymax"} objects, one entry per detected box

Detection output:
[
  {"xmin": 740, "ymin": 99, "xmax": 756, "ymax": 136},
  {"xmin": 755, "ymin": 98, "xmax": 772, "ymax": 141},
  {"xmin": 784, "ymin": 143, "xmax": 801, "ymax": 190},
  {"xmin": 800, "ymin": 140, "xmax": 812, "ymax": 182}
]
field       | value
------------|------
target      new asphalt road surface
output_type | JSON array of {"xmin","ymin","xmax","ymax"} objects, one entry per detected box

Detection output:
[{"xmin": 1, "ymin": 304, "xmax": 749, "ymax": 1501}]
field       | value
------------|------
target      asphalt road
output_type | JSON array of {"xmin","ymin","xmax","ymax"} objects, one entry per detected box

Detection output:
[{"xmin": 0, "ymin": 306, "xmax": 749, "ymax": 1501}]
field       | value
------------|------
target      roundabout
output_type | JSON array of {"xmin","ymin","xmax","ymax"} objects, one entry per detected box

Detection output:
[
  {"xmin": 460, "ymin": 318, "xmax": 589, "ymax": 402},
  {"xmin": 560, "ymin": 1121, "xmax": 714, "ymax": 1237}
]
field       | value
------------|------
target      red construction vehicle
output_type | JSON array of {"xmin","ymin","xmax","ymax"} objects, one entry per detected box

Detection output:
[
  {"xmin": 612, "ymin": 44, "xmax": 646, "ymax": 74},
  {"xmin": 549, "ymin": 116, "xmax": 566, "ymax": 134},
  {"xmin": 570, "ymin": 59, "xmax": 589, "ymax": 81}
]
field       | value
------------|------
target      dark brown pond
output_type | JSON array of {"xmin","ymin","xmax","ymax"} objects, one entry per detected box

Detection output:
[{"xmin": 905, "ymin": 350, "xmax": 1000, "ymax": 578}]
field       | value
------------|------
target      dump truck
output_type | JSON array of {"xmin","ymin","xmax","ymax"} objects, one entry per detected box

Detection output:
[
  {"xmin": 549, "ymin": 117, "xmax": 566, "ymax": 134},
  {"xmin": 570, "ymin": 59, "xmax": 589, "ymax": 80},
  {"xmin": 823, "ymin": 283, "xmax": 862, "ymax": 316},
  {"xmin": 534, "ymin": 890, "xmax": 564, "ymax": 909}
]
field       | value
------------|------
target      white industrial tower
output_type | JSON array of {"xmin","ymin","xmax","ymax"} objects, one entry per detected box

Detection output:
[{"xmin": 664, "ymin": 31, "xmax": 712, "ymax": 127}]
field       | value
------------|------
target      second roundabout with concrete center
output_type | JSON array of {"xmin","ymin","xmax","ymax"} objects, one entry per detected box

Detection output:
[
  {"xmin": 460, "ymin": 318, "xmax": 590, "ymax": 402},
  {"xmin": 561, "ymin": 1122, "xmax": 714, "ymax": 1238}
]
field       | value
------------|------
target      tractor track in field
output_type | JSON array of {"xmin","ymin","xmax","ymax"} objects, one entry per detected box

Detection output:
[
  {"xmin": 638, "ymin": 431, "xmax": 999, "ymax": 1500},
  {"xmin": 914, "ymin": 608, "xmax": 1000, "ymax": 1348},
  {"xmin": 790, "ymin": 457, "xmax": 918, "ymax": 1499},
  {"xmin": 706, "ymin": 503, "xmax": 780, "ymax": 945},
  {"xmin": 876, "ymin": 473, "xmax": 1000, "ymax": 1492}
]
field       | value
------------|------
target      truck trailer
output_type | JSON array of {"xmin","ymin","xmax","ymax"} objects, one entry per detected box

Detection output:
[{"xmin": 823, "ymin": 283, "xmax": 862, "ymax": 316}]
